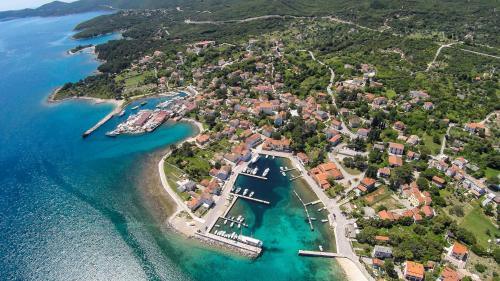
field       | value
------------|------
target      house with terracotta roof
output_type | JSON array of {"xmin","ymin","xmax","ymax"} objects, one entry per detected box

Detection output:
[
  {"xmin": 357, "ymin": 177, "xmax": 376, "ymax": 193},
  {"xmin": 209, "ymin": 165, "xmax": 232, "ymax": 181},
  {"xmin": 357, "ymin": 128, "xmax": 370, "ymax": 139},
  {"xmin": 388, "ymin": 142, "xmax": 404, "ymax": 155},
  {"xmin": 297, "ymin": 152, "xmax": 309, "ymax": 165},
  {"xmin": 375, "ymin": 235, "xmax": 390, "ymax": 243},
  {"xmin": 420, "ymin": 205, "xmax": 435, "ymax": 218},
  {"xmin": 187, "ymin": 196, "xmax": 202, "ymax": 211},
  {"xmin": 464, "ymin": 122, "xmax": 485, "ymax": 134},
  {"xmin": 206, "ymin": 179, "xmax": 222, "ymax": 195},
  {"xmin": 377, "ymin": 167, "xmax": 391, "ymax": 178},
  {"xmin": 423, "ymin": 101, "xmax": 434, "ymax": 110},
  {"xmin": 406, "ymin": 135, "xmax": 420, "ymax": 146},
  {"xmin": 328, "ymin": 134, "xmax": 342, "ymax": 146},
  {"xmin": 450, "ymin": 242, "xmax": 468, "ymax": 261},
  {"xmin": 262, "ymin": 137, "xmax": 291, "ymax": 152},
  {"xmin": 439, "ymin": 267, "xmax": 460, "ymax": 281},
  {"xmin": 394, "ymin": 121, "xmax": 406, "ymax": 131},
  {"xmin": 372, "ymin": 258, "xmax": 384, "ymax": 271},
  {"xmin": 245, "ymin": 133, "xmax": 262, "ymax": 148},
  {"xmin": 404, "ymin": 261, "xmax": 425, "ymax": 281},
  {"xmin": 331, "ymin": 119, "xmax": 342, "ymax": 130},
  {"xmin": 432, "ymin": 176, "xmax": 446, "ymax": 188},
  {"xmin": 388, "ymin": 155, "xmax": 403, "ymax": 167},
  {"xmin": 406, "ymin": 150, "xmax": 420, "ymax": 161},
  {"xmin": 408, "ymin": 187, "xmax": 432, "ymax": 207},
  {"xmin": 445, "ymin": 242, "xmax": 469, "ymax": 269},
  {"xmin": 378, "ymin": 210, "xmax": 399, "ymax": 221},
  {"xmin": 311, "ymin": 162, "xmax": 344, "ymax": 189},
  {"xmin": 196, "ymin": 134, "xmax": 210, "ymax": 146}
]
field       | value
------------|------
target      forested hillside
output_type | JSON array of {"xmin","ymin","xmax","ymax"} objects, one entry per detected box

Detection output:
[{"xmin": 1, "ymin": 0, "xmax": 498, "ymax": 47}]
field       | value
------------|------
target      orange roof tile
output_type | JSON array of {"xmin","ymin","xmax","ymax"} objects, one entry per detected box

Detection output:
[
  {"xmin": 405, "ymin": 261, "xmax": 424, "ymax": 279},
  {"xmin": 388, "ymin": 155, "xmax": 403, "ymax": 166},
  {"xmin": 441, "ymin": 267, "xmax": 460, "ymax": 281},
  {"xmin": 452, "ymin": 242, "xmax": 468, "ymax": 255},
  {"xmin": 375, "ymin": 235, "xmax": 390, "ymax": 242},
  {"xmin": 361, "ymin": 177, "xmax": 376, "ymax": 187}
]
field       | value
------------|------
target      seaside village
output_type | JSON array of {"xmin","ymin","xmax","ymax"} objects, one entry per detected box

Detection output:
[{"xmin": 113, "ymin": 37, "xmax": 499, "ymax": 281}]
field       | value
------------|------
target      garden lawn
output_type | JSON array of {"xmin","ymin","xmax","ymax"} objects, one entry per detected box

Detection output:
[{"xmin": 460, "ymin": 203, "xmax": 499, "ymax": 248}]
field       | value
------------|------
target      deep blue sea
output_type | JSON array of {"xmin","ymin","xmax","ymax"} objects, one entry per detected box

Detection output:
[{"xmin": 0, "ymin": 12, "xmax": 344, "ymax": 281}]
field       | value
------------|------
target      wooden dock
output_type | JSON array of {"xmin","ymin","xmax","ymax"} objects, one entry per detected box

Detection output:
[
  {"xmin": 239, "ymin": 172, "xmax": 268, "ymax": 180},
  {"xmin": 293, "ymin": 190, "xmax": 314, "ymax": 231},
  {"xmin": 298, "ymin": 250, "xmax": 345, "ymax": 258},
  {"xmin": 231, "ymin": 193, "xmax": 270, "ymax": 205}
]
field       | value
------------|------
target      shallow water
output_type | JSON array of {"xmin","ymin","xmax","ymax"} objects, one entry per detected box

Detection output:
[{"xmin": 0, "ymin": 12, "xmax": 345, "ymax": 281}]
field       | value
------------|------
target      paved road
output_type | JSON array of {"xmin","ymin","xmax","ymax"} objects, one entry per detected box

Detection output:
[{"xmin": 201, "ymin": 161, "xmax": 250, "ymax": 232}]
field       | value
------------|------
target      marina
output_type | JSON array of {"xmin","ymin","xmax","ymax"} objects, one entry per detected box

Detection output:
[{"xmin": 106, "ymin": 109, "xmax": 172, "ymax": 136}]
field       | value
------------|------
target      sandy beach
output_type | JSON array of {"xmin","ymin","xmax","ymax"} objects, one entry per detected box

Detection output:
[{"xmin": 337, "ymin": 258, "xmax": 370, "ymax": 281}]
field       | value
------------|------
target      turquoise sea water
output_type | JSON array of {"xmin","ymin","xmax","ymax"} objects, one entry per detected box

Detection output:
[{"xmin": 0, "ymin": 13, "xmax": 345, "ymax": 281}]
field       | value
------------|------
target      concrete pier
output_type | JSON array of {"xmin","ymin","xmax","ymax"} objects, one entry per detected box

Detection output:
[
  {"xmin": 293, "ymin": 190, "xmax": 314, "ymax": 231},
  {"xmin": 82, "ymin": 102, "xmax": 123, "ymax": 138},
  {"xmin": 239, "ymin": 172, "xmax": 268, "ymax": 180},
  {"xmin": 196, "ymin": 232, "xmax": 262, "ymax": 255},
  {"xmin": 82, "ymin": 112, "xmax": 115, "ymax": 137},
  {"xmin": 231, "ymin": 193, "xmax": 270, "ymax": 205},
  {"xmin": 298, "ymin": 250, "xmax": 345, "ymax": 258}
]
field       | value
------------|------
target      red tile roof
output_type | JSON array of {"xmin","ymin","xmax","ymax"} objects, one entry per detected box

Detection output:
[
  {"xmin": 405, "ymin": 261, "xmax": 424, "ymax": 279},
  {"xmin": 452, "ymin": 242, "xmax": 468, "ymax": 255}
]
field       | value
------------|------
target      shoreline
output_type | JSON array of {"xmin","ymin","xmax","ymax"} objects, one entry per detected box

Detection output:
[
  {"xmin": 155, "ymin": 119, "xmax": 262, "ymax": 258},
  {"xmin": 46, "ymin": 86, "xmax": 124, "ymax": 107}
]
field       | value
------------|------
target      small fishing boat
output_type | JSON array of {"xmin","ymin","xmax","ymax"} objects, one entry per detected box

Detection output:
[
  {"xmin": 249, "ymin": 191, "xmax": 254, "ymax": 197},
  {"xmin": 131, "ymin": 105, "xmax": 140, "ymax": 110}
]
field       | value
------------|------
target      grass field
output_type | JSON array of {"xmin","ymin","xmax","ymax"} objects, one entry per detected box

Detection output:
[
  {"xmin": 422, "ymin": 133, "xmax": 442, "ymax": 155},
  {"xmin": 485, "ymin": 167, "xmax": 500, "ymax": 179},
  {"xmin": 460, "ymin": 203, "xmax": 499, "ymax": 248},
  {"xmin": 163, "ymin": 162, "xmax": 191, "ymax": 201}
]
